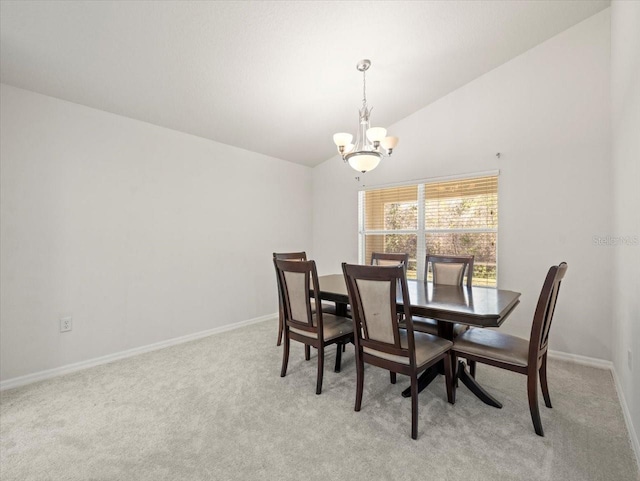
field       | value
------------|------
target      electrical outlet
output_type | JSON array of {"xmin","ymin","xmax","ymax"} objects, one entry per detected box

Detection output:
[
  {"xmin": 628, "ymin": 350, "xmax": 633, "ymax": 371},
  {"xmin": 60, "ymin": 317, "xmax": 72, "ymax": 333}
]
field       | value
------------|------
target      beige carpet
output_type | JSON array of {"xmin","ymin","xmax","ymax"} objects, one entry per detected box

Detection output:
[{"xmin": 1, "ymin": 318, "xmax": 638, "ymax": 481}]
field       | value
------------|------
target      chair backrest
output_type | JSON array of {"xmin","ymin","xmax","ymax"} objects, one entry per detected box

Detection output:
[
  {"xmin": 274, "ymin": 258, "xmax": 324, "ymax": 339},
  {"xmin": 425, "ymin": 254, "xmax": 474, "ymax": 288},
  {"xmin": 529, "ymin": 262, "xmax": 568, "ymax": 364},
  {"xmin": 273, "ymin": 252, "xmax": 308, "ymax": 318},
  {"xmin": 371, "ymin": 252, "xmax": 409, "ymax": 267},
  {"xmin": 342, "ymin": 263, "xmax": 418, "ymax": 367}
]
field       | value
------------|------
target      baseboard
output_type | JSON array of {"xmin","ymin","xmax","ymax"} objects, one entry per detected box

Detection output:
[
  {"xmin": 0, "ymin": 313, "xmax": 277, "ymax": 392},
  {"xmin": 548, "ymin": 349, "xmax": 613, "ymax": 370},
  {"xmin": 547, "ymin": 349, "xmax": 639, "ymax": 471},
  {"xmin": 611, "ymin": 367, "xmax": 640, "ymax": 472}
]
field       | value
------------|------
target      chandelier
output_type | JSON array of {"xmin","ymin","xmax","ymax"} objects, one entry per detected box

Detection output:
[{"xmin": 333, "ymin": 59, "xmax": 399, "ymax": 173}]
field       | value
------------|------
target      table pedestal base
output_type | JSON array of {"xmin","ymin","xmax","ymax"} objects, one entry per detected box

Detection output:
[
  {"xmin": 401, "ymin": 361, "xmax": 502, "ymax": 408},
  {"xmin": 457, "ymin": 361, "xmax": 502, "ymax": 408},
  {"xmin": 400, "ymin": 366, "xmax": 439, "ymax": 398}
]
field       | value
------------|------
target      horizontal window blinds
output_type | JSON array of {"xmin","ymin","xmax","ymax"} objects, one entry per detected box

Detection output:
[
  {"xmin": 363, "ymin": 185, "xmax": 418, "ymax": 231},
  {"xmin": 425, "ymin": 176, "xmax": 498, "ymax": 230},
  {"xmin": 425, "ymin": 176, "xmax": 497, "ymax": 286},
  {"xmin": 362, "ymin": 185, "xmax": 418, "ymax": 278},
  {"xmin": 360, "ymin": 175, "xmax": 498, "ymax": 286}
]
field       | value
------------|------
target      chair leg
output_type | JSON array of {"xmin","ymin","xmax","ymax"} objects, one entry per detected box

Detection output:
[
  {"xmin": 355, "ymin": 352, "xmax": 364, "ymax": 411},
  {"xmin": 451, "ymin": 352, "xmax": 459, "ymax": 392},
  {"xmin": 276, "ymin": 307, "xmax": 283, "ymax": 346},
  {"xmin": 305, "ymin": 345, "xmax": 311, "ymax": 361},
  {"xmin": 334, "ymin": 343, "xmax": 343, "ymax": 373},
  {"xmin": 390, "ymin": 372, "xmax": 397, "ymax": 384},
  {"xmin": 411, "ymin": 373, "xmax": 419, "ymax": 440},
  {"xmin": 280, "ymin": 330, "xmax": 290, "ymax": 377},
  {"xmin": 316, "ymin": 346, "xmax": 325, "ymax": 395},
  {"xmin": 539, "ymin": 353, "xmax": 552, "ymax": 408},
  {"xmin": 469, "ymin": 359, "xmax": 477, "ymax": 378},
  {"xmin": 444, "ymin": 353, "xmax": 454, "ymax": 404},
  {"xmin": 528, "ymin": 372, "xmax": 544, "ymax": 436}
]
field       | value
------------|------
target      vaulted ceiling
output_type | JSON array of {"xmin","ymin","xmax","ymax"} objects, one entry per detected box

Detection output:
[{"xmin": 0, "ymin": 1, "xmax": 609, "ymax": 166}]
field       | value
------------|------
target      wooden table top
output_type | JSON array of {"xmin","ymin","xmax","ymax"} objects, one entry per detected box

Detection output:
[{"xmin": 315, "ymin": 274, "xmax": 521, "ymax": 328}]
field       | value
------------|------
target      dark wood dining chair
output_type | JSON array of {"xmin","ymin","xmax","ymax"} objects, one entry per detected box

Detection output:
[
  {"xmin": 412, "ymin": 254, "xmax": 474, "ymax": 335},
  {"xmin": 273, "ymin": 252, "xmax": 335, "ymax": 346},
  {"xmin": 451, "ymin": 262, "xmax": 568, "ymax": 436},
  {"xmin": 342, "ymin": 262, "xmax": 454, "ymax": 440},
  {"xmin": 275, "ymin": 258, "xmax": 353, "ymax": 395},
  {"xmin": 410, "ymin": 254, "xmax": 476, "ymax": 377}
]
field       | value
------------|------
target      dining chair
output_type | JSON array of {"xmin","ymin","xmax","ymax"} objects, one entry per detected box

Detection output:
[
  {"xmin": 273, "ymin": 252, "xmax": 335, "ymax": 347},
  {"xmin": 451, "ymin": 262, "xmax": 568, "ymax": 436},
  {"xmin": 274, "ymin": 258, "xmax": 353, "ymax": 395},
  {"xmin": 412, "ymin": 254, "xmax": 474, "ymax": 336},
  {"xmin": 342, "ymin": 262, "xmax": 454, "ymax": 440},
  {"xmin": 410, "ymin": 254, "xmax": 476, "ymax": 377}
]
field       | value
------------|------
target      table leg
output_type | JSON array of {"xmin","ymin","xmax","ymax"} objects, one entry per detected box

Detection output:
[
  {"xmin": 335, "ymin": 302, "xmax": 348, "ymax": 317},
  {"xmin": 457, "ymin": 361, "xmax": 502, "ymax": 408}
]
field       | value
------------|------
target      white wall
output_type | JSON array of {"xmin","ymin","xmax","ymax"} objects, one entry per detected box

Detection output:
[
  {"xmin": 611, "ymin": 0, "xmax": 640, "ymax": 458},
  {"xmin": 0, "ymin": 84, "xmax": 312, "ymax": 381},
  {"xmin": 313, "ymin": 10, "xmax": 612, "ymax": 360}
]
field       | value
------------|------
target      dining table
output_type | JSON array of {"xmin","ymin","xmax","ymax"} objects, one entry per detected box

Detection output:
[{"xmin": 313, "ymin": 274, "xmax": 521, "ymax": 408}]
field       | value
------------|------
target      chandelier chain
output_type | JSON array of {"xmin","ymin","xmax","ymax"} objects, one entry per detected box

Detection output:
[{"xmin": 362, "ymin": 69, "xmax": 367, "ymax": 107}]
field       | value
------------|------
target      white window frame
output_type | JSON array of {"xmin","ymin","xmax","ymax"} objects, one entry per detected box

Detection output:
[{"xmin": 358, "ymin": 171, "xmax": 499, "ymax": 283}]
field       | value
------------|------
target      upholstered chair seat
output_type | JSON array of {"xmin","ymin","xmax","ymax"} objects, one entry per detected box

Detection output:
[
  {"xmin": 313, "ymin": 300, "xmax": 337, "ymax": 316},
  {"xmin": 453, "ymin": 329, "xmax": 529, "ymax": 368},
  {"xmin": 363, "ymin": 330, "xmax": 452, "ymax": 368},
  {"xmin": 411, "ymin": 318, "xmax": 468, "ymax": 337},
  {"xmin": 289, "ymin": 313, "xmax": 352, "ymax": 341}
]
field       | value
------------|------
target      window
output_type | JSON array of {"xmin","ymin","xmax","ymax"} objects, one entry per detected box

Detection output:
[{"xmin": 358, "ymin": 175, "xmax": 498, "ymax": 286}]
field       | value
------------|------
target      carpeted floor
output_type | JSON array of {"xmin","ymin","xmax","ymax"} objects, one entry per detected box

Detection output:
[{"xmin": 1, "ymin": 318, "xmax": 638, "ymax": 481}]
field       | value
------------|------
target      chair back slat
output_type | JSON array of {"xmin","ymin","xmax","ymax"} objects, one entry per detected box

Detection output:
[
  {"xmin": 273, "ymin": 252, "xmax": 307, "ymax": 261},
  {"xmin": 529, "ymin": 262, "xmax": 568, "ymax": 361},
  {"xmin": 343, "ymin": 263, "xmax": 416, "ymax": 365},
  {"xmin": 371, "ymin": 252, "xmax": 409, "ymax": 268},
  {"xmin": 426, "ymin": 254, "xmax": 474, "ymax": 287}
]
